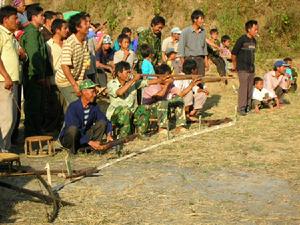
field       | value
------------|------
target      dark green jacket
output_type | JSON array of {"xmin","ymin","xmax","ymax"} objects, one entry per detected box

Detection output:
[
  {"xmin": 21, "ymin": 23, "xmax": 52, "ymax": 80},
  {"xmin": 137, "ymin": 28, "xmax": 162, "ymax": 66}
]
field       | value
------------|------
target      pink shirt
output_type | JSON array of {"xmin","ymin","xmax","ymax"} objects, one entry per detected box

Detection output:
[{"xmin": 142, "ymin": 84, "xmax": 162, "ymax": 104}]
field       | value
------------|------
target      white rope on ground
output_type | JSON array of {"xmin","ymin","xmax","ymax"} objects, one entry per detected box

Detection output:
[{"xmin": 53, "ymin": 118, "xmax": 237, "ymax": 192}]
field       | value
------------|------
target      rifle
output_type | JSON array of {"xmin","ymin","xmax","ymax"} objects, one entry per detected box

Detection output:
[{"xmin": 140, "ymin": 74, "xmax": 234, "ymax": 82}]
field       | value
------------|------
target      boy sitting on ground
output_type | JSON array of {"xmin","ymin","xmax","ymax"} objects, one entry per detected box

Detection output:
[
  {"xmin": 252, "ymin": 77, "xmax": 279, "ymax": 113},
  {"xmin": 174, "ymin": 59, "xmax": 209, "ymax": 121},
  {"xmin": 106, "ymin": 61, "xmax": 166, "ymax": 138},
  {"xmin": 113, "ymin": 33, "xmax": 138, "ymax": 69},
  {"xmin": 60, "ymin": 79, "xmax": 113, "ymax": 154}
]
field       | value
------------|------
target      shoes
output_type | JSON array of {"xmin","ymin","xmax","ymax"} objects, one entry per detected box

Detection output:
[
  {"xmin": 237, "ymin": 110, "xmax": 247, "ymax": 116},
  {"xmin": 0, "ymin": 149, "xmax": 9, "ymax": 153}
]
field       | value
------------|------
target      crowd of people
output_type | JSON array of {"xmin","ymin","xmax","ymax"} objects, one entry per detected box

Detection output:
[{"xmin": 0, "ymin": 1, "xmax": 297, "ymax": 154}]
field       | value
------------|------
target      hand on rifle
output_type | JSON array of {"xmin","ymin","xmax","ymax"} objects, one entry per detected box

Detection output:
[
  {"xmin": 107, "ymin": 133, "xmax": 113, "ymax": 142},
  {"xmin": 133, "ymin": 73, "xmax": 142, "ymax": 82},
  {"xmin": 192, "ymin": 77, "xmax": 202, "ymax": 86},
  {"xmin": 88, "ymin": 140, "xmax": 106, "ymax": 151}
]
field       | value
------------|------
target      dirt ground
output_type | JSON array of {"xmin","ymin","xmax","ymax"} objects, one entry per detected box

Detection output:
[{"xmin": 1, "ymin": 66, "xmax": 300, "ymax": 224}]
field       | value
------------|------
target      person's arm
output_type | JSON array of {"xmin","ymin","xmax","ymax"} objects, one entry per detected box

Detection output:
[
  {"xmin": 61, "ymin": 65, "xmax": 80, "ymax": 96},
  {"xmin": 0, "ymin": 59, "xmax": 13, "ymax": 90},
  {"xmin": 178, "ymin": 31, "xmax": 186, "ymax": 65},
  {"xmin": 206, "ymin": 38, "xmax": 220, "ymax": 50},
  {"xmin": 178, "ymin": 79, "xmax": 201, "ymax": 98},
  {"xmin": 153, "ymin": 78, "xmax": 173, "ymax": 98},
  {"xmin": 116, "ymin": 74, "xmax": 141, "ymax": 96},
  {"xmin": 231, "ymin": 36, "xmax": 243, "ymax": 71},
  {"xmin": 95, "ymin": 34, "xmax": 104, "ymax": 52}
]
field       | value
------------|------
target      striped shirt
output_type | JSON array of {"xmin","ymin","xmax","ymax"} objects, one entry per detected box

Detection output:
[
  {"xmin": 55, "ymin": 34, "xmax": 90, "ymax": 87},
  {"xmin": 83, "ymin": 106, "xmax": 90, "ymax": 127}
]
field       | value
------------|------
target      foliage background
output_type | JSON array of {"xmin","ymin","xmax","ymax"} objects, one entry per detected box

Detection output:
[{"xmin": 37, "ymin": 0, "xmax": 300, "ymax": 63}]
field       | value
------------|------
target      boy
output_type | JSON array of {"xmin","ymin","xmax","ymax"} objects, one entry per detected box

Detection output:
[
  {"xmin": 174, "ymin": 59, "xmax": 209, "ymax": 121},
  {"xmin": 284, "ymin": 57, "xmax": 298, "ymax": 92},
  {"xmin": 206, "ymin": 28, "xmax": 226, "ymax": 78},
  {"xmin": 55, "ymin": 12, "xmax": 90, "ymax": 106},
  {"xmin": 113, "ymin": 33, "xmax": 138, "ymax": 69},
  {"xmin": 21, "ymin": 4, "xmax": 52, "ymax": 137},
  {"xmin": 252, "ymin": 77, "xmax": 278, "ymax": 113},
  {"xmin": 166, "ymin": 48, "xmax": 181, "ymax": 75},
  {"xmin": 220, "ymin": 35, "xmax": 232, "ymax": 61},
  {"xmin": 96, "ymin": 35, "xmax": 114, "ymax": 87},
  {"xmin": 107, "ymin": 61, "xmax": 165, "ymax": 137},
  {"xmin": 113, "ymin": 27, "xmax": 134, "ymax": 52},
  {"xmin": 232, "ymin": 20, "xmax": 258, "ymax": 116}
]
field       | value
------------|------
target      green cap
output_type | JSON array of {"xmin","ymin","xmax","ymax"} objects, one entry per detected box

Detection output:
[{"xmin": 79, "ymin": 79, "xmax": 97, "ymax": 91}]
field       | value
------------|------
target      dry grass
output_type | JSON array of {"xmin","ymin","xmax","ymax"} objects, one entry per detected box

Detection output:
[{"xmin": 1, "ymin": 61, "xmax": 300, "ymax": 224}]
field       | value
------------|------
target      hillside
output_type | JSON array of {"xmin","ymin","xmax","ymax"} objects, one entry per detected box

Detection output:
[{"xmin": 38, "ymin": 0, "xmax": 300, "ymax": 63}]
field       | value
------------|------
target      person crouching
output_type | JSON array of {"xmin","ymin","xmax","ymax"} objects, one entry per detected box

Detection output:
[
  {"xmin": 60, "ymin": 79, "xmax": 113, "ymax": 154},
  {"xmin": 252, "ymin": 77, "xmax": 279, "ymax": 113}
]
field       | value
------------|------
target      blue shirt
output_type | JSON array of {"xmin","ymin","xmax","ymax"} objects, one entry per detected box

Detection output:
[
  {"xmin": 141, "ymin": 59, "xmax": 155, "ymax": 75},
  {"xmin": 61, "ymin": 99, "xmax": 112, "ymax": 145}
]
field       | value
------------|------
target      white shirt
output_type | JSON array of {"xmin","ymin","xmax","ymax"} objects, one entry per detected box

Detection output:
[
  {"xmin": 46, "ymin": 38, "xmax": 62, "ymax": 85},
  {"xmin": 252, "ymin": 87, "xmax": 275, "ymax": 101}
]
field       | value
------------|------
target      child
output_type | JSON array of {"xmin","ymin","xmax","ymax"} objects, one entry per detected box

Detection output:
[
  {"xmin": 174, "ymin": 59, "xmax": 209, "ymax": 121},
  {"xmin": 206, "ymin": 28, "xmax": 226, "ymax": 79},
  {"xmin": 113, "ymin": 33, "xmax": 138, "ymax": 69},
  {"xmin": 140, "ymin": 44, "xmax": 162, "ymax": 105},
  {"xmin": 166, "ymin": 48, "xmax": 181, "ymax": 75},
  {"xmin": 252, "ymin": 77, "xmax": 279, "ymax": 113},
  {"xmin": 113, "ymin": 27, "xmax": 134, "ymax": 52},
  {"xmin": 220, "ymin": 35, "xmax": 232, "ymax": 73},
  {"xmin": 284, "ymin": 57, "xmax": 298, "ymax": 92}
]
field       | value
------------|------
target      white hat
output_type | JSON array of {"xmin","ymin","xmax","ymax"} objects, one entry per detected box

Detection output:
[
  {"xmin": 103, "ymin": 35, "xmax": 112, "ymax": 44},
  {"xmin": 171, "ymin": 27, "xmax": 182, "ymax": 34}
]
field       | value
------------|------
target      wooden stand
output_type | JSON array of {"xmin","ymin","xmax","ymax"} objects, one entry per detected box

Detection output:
[
  {"xmin": 24, "ymin": 136, "xmax": 54, "ymax": 157},
  {"xmin": 0, "ymin": 153, "xmax": 21, "ymax": 171}
]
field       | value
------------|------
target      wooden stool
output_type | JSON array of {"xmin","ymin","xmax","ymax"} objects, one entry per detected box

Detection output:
[
  {"xmin": 24, "ymin": 136, "xmax": 54, "ymax": 157},
  {"xmin": 0, "ymin": 153, "xmax": 21, "ymax": 171}
]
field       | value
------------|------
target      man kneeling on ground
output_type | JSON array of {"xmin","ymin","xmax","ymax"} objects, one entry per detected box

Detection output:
[
  {"xmin": 263, "ymin": 60, "xmax": 289, "ymax": 106},
  {"xmin": 60, "ymin": 79, "xmax": 113, "ymax": 154}
]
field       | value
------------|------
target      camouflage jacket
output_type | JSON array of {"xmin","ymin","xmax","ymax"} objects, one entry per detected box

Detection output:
[{"xmin": 137, "ymin": 28, "xmax": 162, "ymax": 66}]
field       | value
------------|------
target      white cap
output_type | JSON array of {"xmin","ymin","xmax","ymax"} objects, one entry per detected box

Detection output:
[
  {"xmin": 171, "ymin": 27, "xmax": 182, "ymax": 34},
  {"xmin": 103, "ymin": 35, "xmax": 112, "ymax": 44}
]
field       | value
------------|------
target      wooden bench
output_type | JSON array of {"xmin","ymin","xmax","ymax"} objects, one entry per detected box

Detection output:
[
  {"xmin": 0, "ymin": 153, "xmax": 21, "ymax": 171},
  {"xmin": 24, "ymin": 136, "xmax": 54, "ymax": 157}
]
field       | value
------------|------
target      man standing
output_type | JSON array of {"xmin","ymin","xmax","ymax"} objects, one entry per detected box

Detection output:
[
  {"xmin": 45, "ymin": 18, "xmax": 69, "ymax": 131},
  {"xmin": 60, "ymin": 79, "xmax": 113, "ymax": 154},
  {"xmin": 137, "ymin": 15, "xmax": 165, "ymax": 67},
  {"xmin": 178, "ymin": 10, "xmax": 208, "ymax": 77},
  {"xmin": 161, "ymin": 27, "xmax": 181, "ymax": 62},
  {"xmin": 40, "ymin": 10, "xmax": 56, "ymax": 42},
  {"xmin": 232, "ymin": 20, "xmax": 258, "ymax": 116},
  {"xmin": 0, "ymin": 6, "xmax": 20, "ymax": 152},
  {"xmin": 21, "ymin": 4, "xmax": 51, "ymax": 137},
  {"xmin": 55, "ymin": 12, "xmax": 90, "ymax": 106}
]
